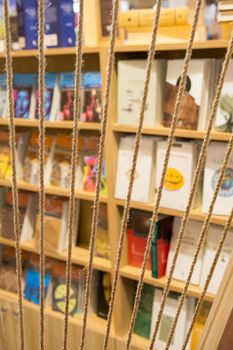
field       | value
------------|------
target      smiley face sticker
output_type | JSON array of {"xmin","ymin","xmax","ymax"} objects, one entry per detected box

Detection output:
[{"xmin": 164, "ymin": 167, "xmax": 185, "ymax": 191}]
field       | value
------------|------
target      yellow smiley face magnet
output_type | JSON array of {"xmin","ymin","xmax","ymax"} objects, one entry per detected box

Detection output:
[{"xmin": 164, "ymin": 167, "xmax": 185, "ymax": 191}]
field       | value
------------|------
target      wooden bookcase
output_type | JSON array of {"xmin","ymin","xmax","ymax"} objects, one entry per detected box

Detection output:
[{"xmin": 0, "ymin": 7, "xmax": 232, "ymax": 348}]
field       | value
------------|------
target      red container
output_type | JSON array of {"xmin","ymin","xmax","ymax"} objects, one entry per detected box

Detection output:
[{"xmin": 127, "ymin": 228, "xmax": 151, "ymax": 269}]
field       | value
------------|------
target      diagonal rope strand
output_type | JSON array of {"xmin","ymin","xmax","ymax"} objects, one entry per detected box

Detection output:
[
  {"xmin": 182, "ymin": 207, "xmax": 233, "ymax": 350},
  {"xmin": 79, "ymin": 1, "xmax": 119, "ymax": 349},
  {"xmin": 100, "ymin": 1, "xmax": 164, "ymax": 349},
  {"xmin": 3, "ymin": 0, "xmax": 25, "ymax": 349},
  {"xmin": 155, "ymin": 29, "xmax": 233, "ymax": 350},
  {"xmin": 62, "ymin": 0, "xmax": 84, "ymax": 349},
  {"xmin": 123, "ymin": 1, "xmax": 203, "ymax": 349},
  {"xmin": 38, "ymin": 0, "xmax": 46, "ymax": 348},
  {"xmin": 165, "ymin": 132, "xmax": 233, "ymax": 349}
]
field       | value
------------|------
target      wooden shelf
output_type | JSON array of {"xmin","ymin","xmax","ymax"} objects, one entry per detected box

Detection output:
[
  {"xmin": 114, "ymin": 39, "xmax": 230, "ymax": 53},
  {"xmin": 0, "ymin": 237, "xmax": 111, "ymax": 272},
  {"xmin": 112, "ymin": 124, "xmax": 232, "ymax": 142},
  {"xmin": 0, "ymin": 46, "xmax": 100, "ymax": 59},
  {"xmin": 114, "ymin": 198, "xmax": 231, "ymax": 227},
  {"xmin": 120, "ymin": 265, "xmax": 215, "ymax": 302},
  {"xmin": 0, "ymin": 118, "xmax": 101, "ymax": 130},
  {"xmin": 0, "ymin": 179, "xmax": 108, "ymax": 203}
]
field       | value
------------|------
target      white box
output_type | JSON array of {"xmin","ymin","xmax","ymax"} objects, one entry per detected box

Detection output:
[
  {"xmin": 150, "ymin": 288, "xmax": 191, "ymax": 350},
  {"xmin": 115, "ymin": 136, "xmax": 156, "ymax": 203},
  {"xmin": 155, "ymin": 140, "xmax": 199, "ymax": 211},
  {"xmin": 203, "ymin": 142, "xmax": 233, "ymax": 216},
  {"xmin": 117, "ymin": 60, "xmax": 166, "ymax": 127},
  {"xmin": 166, "ymin": 218, "xmax": 204, "ymax": 285},
  {"xmin": 200, "ymin": 224, "xmax": 233, "ymax": 295}
]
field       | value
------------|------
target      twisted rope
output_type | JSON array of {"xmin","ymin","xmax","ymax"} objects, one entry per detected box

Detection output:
[
  {"xmin": 79, "ymin": 1, "xmax": 119, "ymax": 350},
  {"xmin": 3, "ymin": 0, "xmax": 25, "ymax": 349},
  {"xmin": 38, "ymin": 0, "xmax": 46, "ymax": 348},
  {"xmin": 182, "ymin": 207, "xmax": 233, "ymax": 350},
  {"xmin": 100, "ymin": 1, "xmax": 164, "ymax": 349},
  {"xmin": 122, "ymin": 1, "xmax": 203, "ymax": 349},
  {"xmin": 165, "ymin": 133, "xmax": 233, "ymax": 349},
  {"xmin": 62, "ymin": 1, "xmax": 84, "ymax": 349}
]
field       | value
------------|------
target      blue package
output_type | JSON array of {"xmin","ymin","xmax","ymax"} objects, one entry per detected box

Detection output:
[
  {"xmin": 35, "ymin": 73, "xmax": 58, "ymax": 120},
  {"xmin": 24, "ymin": 268, "xmax": 51, "ymax": 305},
  {"xmin": 58, "ymin": 0, "xmax": 76, "ymax": 47},
  {"xmin": 83, "ymin": 72, "xmax": 102, "ymax": 89},
  {"xmin": 16, "ymin": 0, "xmax": 25, "ymax": 48},
  {"xmin": 13, "ymin": 74, "xmax": 35, "ymax": 119},
  {"xmin": 23, "ymin": 0, "xmax": 38, "ymax": 49},
  {"xmin": 45, "ymin": 0, "xmax": 60, "ymax": 47}
]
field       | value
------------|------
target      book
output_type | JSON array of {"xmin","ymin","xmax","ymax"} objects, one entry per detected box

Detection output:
[
  {"xmin": 80, "ymin": 136, "xmax": 107, "ymax": 195},
  {"xmin": 199, "ymin": 224, "xmax": 233, "ymax": 295},
  {"xmin": 99, "ymin": 0, "xmax": 113, "ymax": 37},
  {"xmin": 218, "ymin": 1, "xmax": 233, "ymax": 11},
  {"xmin": 151, "ymin": 216, "xmax": 173, "ymax": 279},
  {"xmin": 215, "ymin": 60, "xmax": 233, "ymax": 132},
  {"xmin": 23, "ymin": 0, "xmax": 38, "ymax": 49},
  {"xmin": 117, "ymin": 60, "xmax": 166, "ymax": 127},
  {"xmin": 217, "ymin": 10, "xmax": 233, "ymax": 22},
  {"xmin": 0, "ymin": 130, "xmax": 11, "ymax": 179},
  {"xmin": 33, "ymin": 196, "xmax": 67, "ymax": 253},
  {"xmin": 59, "ymin": 73, "xmax": 75, "ymax": 121},
  {"xmin": 134, "ymin": 284, "xmax": 154, "ymax": 339},
  {"xmin": 35, "ymin": 73, "xmax": 60, "ymax": 121},
  {"xmin": 127, "ymin": 209, "xmax": 152, "ymax": 269},
  {"xmin": 0, "ymin": 74, "xmax": 7, "ymax": 117},
  {"xmin": 4, "ymin": 130, "xmax": 29, "ymax": 180},
  {"xmin": 115, "ymin": 136, "xmax": 156, "ymax": 203},
  {"xmin": 52, "ymin": 263, "xmax": 85, "ymax": 316},
  {"xmin": 190, "ymin": 301, "xmax": 212, "ymax": 349},
  {"xmin": 50, "ymin": 133, "xmax": 78, "ymax": 189},
  {"xmin": 58, "ymin": 0, "xmax": 76, "ymax": 47},
  {"xmin": 0, "ymin": 0, "xmax": 19, "ymax": 51},
  {"xmin": 163, "ymin": 59, "xmax": 209, "ymax": 130},
  {"xmin": 24, "ymin": 267, "xmax": 51, "ymax": 305},
  {"xmin": 203, "ymin": 141, "xmax": 233, "ymax": 216},
  {"xmin": 13, "ymin": 74, "xmax": 35, "ymax": 119},
  {"xmin": 166, "ymin": 218, "xmax": 204, "ymax": 285},
  {"xmin": 97, "ymin": 272, "xmax": 111, "ymax": 319},
  {"xmin": 22, "ymin": 131, "xmax": 55, "ymax": 185},
  {"xmin": 0, "ymin": 189, "xmax": 29, "ymax": 240},
  {"xmin": 81, "ymin": 72, "xmax": 102, "ymax": 123},
  {"xmin": 77, "ymin": 201, "xmax": 110, "ymax": 259},
  {"xmin": 155, "ymin": 140, "xmax": 200, "ymax": 211},
  {"xmin": 44, "ymin": 0, "xmax": 60, "ymax": 47},
  {"xmin": 150, "ymin": 288, "xmax": 193, "ymax": 350},
  {"xmin": 16, "ymin": 0, "xmax": 25, "ymax": 48},
  {"xmin": 95, "ymin": 203, "xmax": 110, "ymax": 259}
]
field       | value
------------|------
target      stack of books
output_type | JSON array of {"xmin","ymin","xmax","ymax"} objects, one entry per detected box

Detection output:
[{"xmin": 217, "ymin": 1, "xmax": 233, "ymax": 22}]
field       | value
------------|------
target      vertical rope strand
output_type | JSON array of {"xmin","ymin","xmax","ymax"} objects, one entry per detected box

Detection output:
[
  {"xmin": 123, "ymin": 1, "xmax": 203, "ymax": 349},
  {"xmin": 149, "ymin": 30, "xmax": 233, "ymax": 350},
  {"xmin": 62, "ymin": 1, "xmax": 84, "ymax": 349},
  {"xmin": 3, "ymin": 0, "xmax": 25, "ymax": 349},
  {"xmin": 38, "ymin": 0, "xmax": 46, "ymax": 348},
  {"xmin": 102, "ymin": 1, "xmax": 163, "ymax": 349},
  {"xmin": 79, "ymin": 1, "xmax": 119, "ymax": 349},
  {"xmin": 165, "ymin": 133, "xmax": 233, "ymax": 350},
  {"xmin": 182, "ymin": 207, "xmax": 233, "ymax": 350}
]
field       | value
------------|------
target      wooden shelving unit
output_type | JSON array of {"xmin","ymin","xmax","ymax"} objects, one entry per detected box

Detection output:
[{"xmin": 0, "ymin": 18, "xmax": 231, "ymax": 349}]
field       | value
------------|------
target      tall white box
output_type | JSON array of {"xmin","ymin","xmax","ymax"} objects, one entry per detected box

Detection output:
[
  {"xmin": 155, "ymin": 140, "xmax": 200, "ymax": 211},
  {"xmin": 117, "ymin": 60, "xmax": 166, "ymax": 127},
  {"xmin": 150, "ymin": 288, "xmax": 193, "ymax": 350},
  {"xmin": 166, "ymin": 218, "xmax": 204, "ymax": 285},
  {"xmin": 203, "ymin": 142, "xmax": 233, "ymax": 216},
  {"xmin": 200, "ymin": 224, "xmax": 233, "ymax": 295},
  {"xmin": 115, "ymin": 136, "xmax": 156, "ymax": 203}
]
